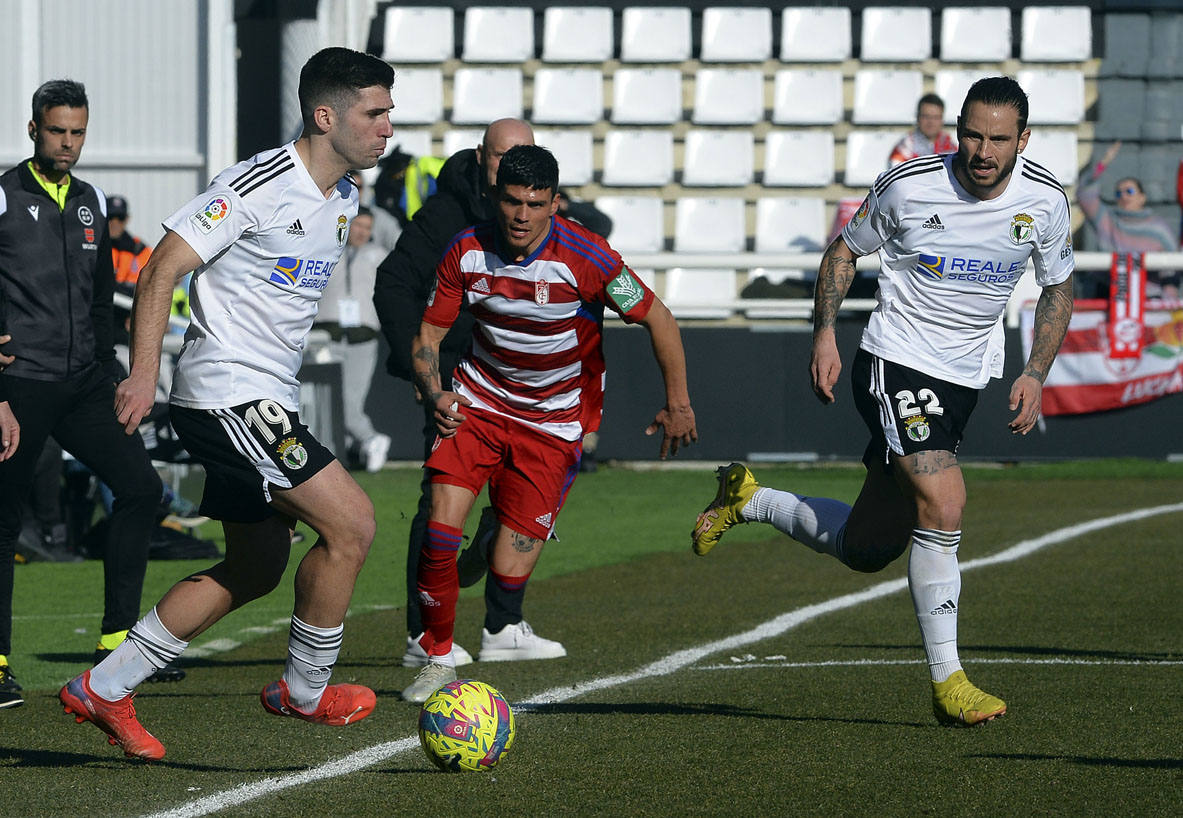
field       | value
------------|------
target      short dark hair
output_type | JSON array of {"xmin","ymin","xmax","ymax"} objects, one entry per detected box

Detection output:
[
  {"xmin": 960, "ymin": 76, "xmax": 1029, "ymax": 134},
  {"xmin": 496, "ymin": 145, "xmax": 559, "ymax": 193},
  {"xmin": 31, "ymin": 79, "xmax": 88, "ymax": 124},
  {"xmin": 298, "ymin": 47, "xmax": 394, "ymax": 125},
  {"xmin": 917, "ymin": 93, "xmax": 944, "ymax": 114}
]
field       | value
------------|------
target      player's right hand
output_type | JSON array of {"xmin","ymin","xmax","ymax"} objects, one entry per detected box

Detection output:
[
  {"xmin": 810, "ymin": 332, "xmax": 842, "ymax": 404},
  {"xmin": 433, "ymin": 392, "xmax": 471, "ymax": 438},
  {"xmin": 114, "ymin": 372, "xmax": 157, "ymax": 435}
]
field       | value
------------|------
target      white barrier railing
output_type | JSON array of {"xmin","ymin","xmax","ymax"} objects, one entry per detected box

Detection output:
[{"xmin": 625, "ymin": 250, "xmax": 1183, "ymax": 326}]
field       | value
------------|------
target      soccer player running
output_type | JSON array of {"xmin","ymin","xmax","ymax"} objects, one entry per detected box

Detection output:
[
  {"xmin": 402, "ymin": 145, "xmax": 697, "ymax": 702},
  {"xmin": 692, "ymin": 77, "xmax": 1074, "ymax": 726},
  {"xmin": 60, "ymin": 47, "xmax": 394, "ymax": 759}
]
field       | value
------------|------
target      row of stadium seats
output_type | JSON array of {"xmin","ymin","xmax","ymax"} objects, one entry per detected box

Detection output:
[
  {"xmin": 385, "ymin": 126, "xmax": 1081, "ymax": 190},
  {"xmin": 392, "ymin": 66, "xmax": 1087, "ymax": 127},
  {"xmin": 378, "ymin": 5, "xmax": 1093, "ymax": 64}
]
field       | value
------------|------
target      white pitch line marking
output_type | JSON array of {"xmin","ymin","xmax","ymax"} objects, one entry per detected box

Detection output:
[
  {"xmin": 699, "ymin": 657, "xmax": 1183, "ymax": 670},
  {"xmin": 143, "ymin": 501, "xmax": 1183, "ymax": 818}
]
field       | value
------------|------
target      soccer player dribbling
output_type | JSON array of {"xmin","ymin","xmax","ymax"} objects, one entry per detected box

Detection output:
[{"xmin": 60, "ymin": 47, "xmax": 395, "ymax": 760}]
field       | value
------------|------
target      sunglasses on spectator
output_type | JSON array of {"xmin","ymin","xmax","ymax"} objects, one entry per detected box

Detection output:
[{"xmin": 1115, "ymin": 185, "xmax": 1140, "ymax": 197}]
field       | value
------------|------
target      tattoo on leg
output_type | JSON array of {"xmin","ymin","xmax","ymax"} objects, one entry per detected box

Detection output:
[
  {"xmin": 511, "ymin": 532, "xmax": 541, "ymax": 554},
  {"xmin": 907, "ymin": 450, "xmax": 958, "ymax": 476}
]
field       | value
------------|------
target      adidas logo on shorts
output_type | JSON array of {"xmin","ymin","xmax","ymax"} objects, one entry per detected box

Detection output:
[{"xmin": 534, "ymin": 512, "xmax": 553, "ymax": 528}]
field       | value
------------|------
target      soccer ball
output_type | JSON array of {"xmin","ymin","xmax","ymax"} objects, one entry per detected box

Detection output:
[{"xmin": 418, "ymin": 679, "xmax": 516, "ymax": 772}]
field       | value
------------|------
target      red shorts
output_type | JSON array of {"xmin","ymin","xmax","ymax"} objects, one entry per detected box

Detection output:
[{"xmin": 426, "ymin": 407, "xmax": 582, "ymax": 540}]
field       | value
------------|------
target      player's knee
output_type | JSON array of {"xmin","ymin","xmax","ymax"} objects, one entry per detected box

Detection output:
[
  {"xmin": 915, "ymin": 497, "xmax": 964, "ymax": 531},
  {"xmin": 841, "ymin": 538, "xmax": 908, "ymax": 573}
]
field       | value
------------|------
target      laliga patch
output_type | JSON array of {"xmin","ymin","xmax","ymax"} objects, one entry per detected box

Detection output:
[
  {"xmin": 277, "ymin": 437, "xmax": 309, "ymax": 470},
  {"xmin": 607, "ymin": 267, "xmax": 645, "ymax": 313},
  {"xmin": 903, "ymin": 415, "xmax": 931, "ymax": 443},
  {"xmin": 191, "ymin": 196, "xmax": 232, "ymax": 234},
  {"xmin": 850, "ymin": 196, "xmax": 870, "ymax": 228},
  {"xmin": 1009, "ymin": 213, "xmax": 1034, "ymax": 244}
]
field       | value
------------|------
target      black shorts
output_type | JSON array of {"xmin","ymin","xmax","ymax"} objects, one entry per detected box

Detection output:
[
  {"xmin": 851, "ymin": 349, "xmax": 979, "ymax": 470},
  {"xmin": 169, "ymin": 399, "xmax": 337, "ymax": 523}
]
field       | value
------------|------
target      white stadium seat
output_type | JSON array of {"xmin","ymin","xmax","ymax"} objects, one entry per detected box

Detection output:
[
  {"xmin": 755, "ymin": 197, "xmax": 827, "ymax": 254},
  {"xmin": 542, "ymin": 7, "xmax": 614, "ymax": 62},
  {"xmin": 601, "ymin": 130, "xmax": 675, "ymax": 186},
  {"xmin": 940, "ymin": 8, "xmax": 1012, "ymax": 62},
  {"xmin": 860, "ymin": 7, "xmax": 932, "ymax": 62},
  {"xmin": 382, "ymin": 6, "xmax": 454, "ymax": 63},
  {"xmin": 620, "ymin": 7, "xmax": 692, "ymax": 62},
  {"xmin": 594, "ymin": 196, "xmax": 665, "ymax": 253},
  {"xmin": 611, "ymin": 68, "xmax": 683, "ymax": 125},
  {"xmin": 451, "ymin": 68, "xmax": 523, "ymax": 125},
  {"xmin": 681, "ymin": 130, "xmax": 755, "ymax": 187},
  {"xmin": 934, "ymin": 69, "xmax": 980, "ymax": 124},
  {"xmin": 1017, "ymin": 69, "xmax": 1085, "ymax": 125},
  {"xmin": 700, "ymin": 7, "xmax": 773, "ymax": 62},
  {"xmin": 1021, "ymin": 130, "xmax": 1079, "ymax": 186},
  {"xmin": 772, "ymin": 69, "xmax": 844, "ymax": 125},
  {"xmin": 1021, "ymin": 6, "xmax": 1092, "ymax": 62},
  {"xmin": 692, "ymin": 69, "xmax": 764, "ymax": 125},
  {"xmin": 781, "ymin": 7, "xmax": 852, "ymax": 62},
  {"xmin": 763, "ymin": 130, "xmax": 835, "ymax": 187},
  {"xmin": 664, "ymin": 268, "xmax": 737, "ymax": 319},
  {"xmin": 674, "ymin": 197, "xmax": 746, "ymax": 252},
  {"xmin": 534, "ymin": 128, "xmax": 595, "ymax": 186},
  {"xmin": 532, "ymin": 68, "xmax": 604, "ymax": 125},
  {"xmin": 462, "ymin": 7, "xmax": 534, "ymax": 63},
  {"xmin": 443, "ymin": 129, "xmax": 485, "ymax": 158},
  {"xmin": 844, "ymin": 130, "xmax": 901, "ymax": 187},
  {"xmin": 389, "ymin": 69, "xmax": 443, "ymax": 125},
  {"xmin": 852, "ymin": 70, "xmax": 924, "ymax": 125}
]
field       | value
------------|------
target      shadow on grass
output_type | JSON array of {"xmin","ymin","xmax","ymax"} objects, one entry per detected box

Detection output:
[
  {"xmin": 969, "ymin": 752, "xmax": 1183, "ymax": 770},
  {"xmin": 0, "ymin": 744, "xmax": 309, "ymax": 773},
  {"xmin": 519, "ymin": 700, "xmax": 929, "ymax": 729}
]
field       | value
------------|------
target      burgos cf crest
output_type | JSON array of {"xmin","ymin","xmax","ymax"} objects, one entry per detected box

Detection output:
[
  {"xmin": 903, "ymin": 415, "xmax": 931, "ymax": 442},
  {"xmin": 336, "ymin": 214, "xmax": 348, "ymax": 246},
  {"xmin": 1010, "ymin": 213, "xmax": 1034, "ymax": 244},
  {"xmin": 277, "ymin": 437, "xmax": 308, "ymax": 470}
]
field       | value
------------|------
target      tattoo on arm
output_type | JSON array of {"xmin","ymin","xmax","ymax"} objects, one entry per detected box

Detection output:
[
  {"xmin": 1023, "ymin": 278, "xmax": 1074, "ymax": 383},
  {"xmin": 510, "ymin": 532, "xmax": 542, "ymax": 554},
  {"xmin": 412, "ymin": 345, "xmax": 442, "ymax": 404},
  {"xmin": 814, "ymin": 238, "xmax": 858, "ymax": 333}
]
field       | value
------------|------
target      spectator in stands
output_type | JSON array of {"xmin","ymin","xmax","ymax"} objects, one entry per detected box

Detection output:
[
  {"xmin": 312, "ymin": 207, "xmax": 390, "ymax": 473},
  {"xmin": 373, "ymin": 145, "xmax": 446, "ymax": 229},
  {"xmin": 889, "ymin": 92, "xmax": 957, "ymax": 167},
  {"xmin": 400, "ymin": 144, "xmax": 696, "ymax": 701},
  {"xmin": 0, "ymin": 80, "xmax": 175, "ymax": 708},
  {"xmin": 555, "ymin": 189, "xmax": 612, "ymax": 239},
  {"xmin": 374, "ymin": 118, "xmax": 544, "ymax": 670},
  {"xmin": 347, "ymin": 171, "xmax": 401, "ymax": 252},
  {"xmin": 1078, "ymin": 141, "xmax": 1180, "ymax": 298}
]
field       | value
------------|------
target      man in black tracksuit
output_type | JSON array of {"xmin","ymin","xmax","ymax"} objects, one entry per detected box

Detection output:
[
  {"xmin": 0, "ymin": 80, "xmax": 177, "ymax": 709},
  {"xmin": 373, "ymin": 118, "xmax": 539, "ymax": 666}
]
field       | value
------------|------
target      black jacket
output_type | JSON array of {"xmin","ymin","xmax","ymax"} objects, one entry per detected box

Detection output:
[
  {"xmin": 0, "ymin": 160, "xmax": 115, "ymax": 384},
  {"xmin": 373, "ymin": 148, "xmax": 488, "ymax": 385}
]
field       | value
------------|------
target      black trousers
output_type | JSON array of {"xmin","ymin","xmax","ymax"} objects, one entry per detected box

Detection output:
[{"xmin": 0, "ymin": 364, "xmax": 161, "ymax": 656}]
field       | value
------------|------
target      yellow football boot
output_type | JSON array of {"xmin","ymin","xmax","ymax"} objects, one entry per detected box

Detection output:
[{"xmin": 691, "ymin": 462, "xmax": 760, "ymax": 556}]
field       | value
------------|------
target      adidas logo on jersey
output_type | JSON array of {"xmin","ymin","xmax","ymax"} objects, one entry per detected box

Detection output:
[
  {"xmin": 535, "ymin": 512, "xmax": 553, "ymax": 528},
  {"xmin": 471, "ymin": 277, "xmax": 492, "ymax": 294},
  {"xmin": 922, "ymin": 214, "xmax": 945, "ymax": 230},
  {"xmin": 286, "ymin": 219, "xmax": 306, "ymax": 236}
]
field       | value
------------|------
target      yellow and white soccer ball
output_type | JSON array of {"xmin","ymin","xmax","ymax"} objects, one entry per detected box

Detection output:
[{"xmin": 418, "ymin": 679, "xmax": 516, "ymax": 772}]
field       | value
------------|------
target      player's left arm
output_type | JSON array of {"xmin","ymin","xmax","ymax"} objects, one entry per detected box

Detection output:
[
  {"xmin": 638, "ymin": 298, "xmax": 697, "ymax": 458},
  {"xmin": 1010, "ymin": 277, "xmax": 1073, "ymax": 435}
]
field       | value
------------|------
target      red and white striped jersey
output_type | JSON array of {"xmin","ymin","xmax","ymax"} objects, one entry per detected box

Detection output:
[{"xmin": 423, "ymin": 215, "xmax": 655, "ymax": 441}]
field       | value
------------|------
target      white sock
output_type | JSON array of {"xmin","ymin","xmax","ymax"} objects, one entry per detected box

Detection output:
[
  {"xmin": 908, "ymin": 528, "xmax": 963, "ymax": 682},
  {"xmin": 89, "ymin": 606, "xmax": 188, "ymax": 701},
  {"xmin": 742, "ymin": 487, "xmax": 851, "ymax": 559},
  {"xmin": 282, "ymin": 615, "xmax": 343, "ymax": 712}
]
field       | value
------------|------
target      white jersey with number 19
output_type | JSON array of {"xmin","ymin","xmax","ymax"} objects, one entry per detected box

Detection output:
[
  {"xmin": 842, "ymin": 153, "xmax": 1073, "ymax": 389},
  {"xmin": 162, "ymin": 142, "xmax": 358, "ymax": 410}
]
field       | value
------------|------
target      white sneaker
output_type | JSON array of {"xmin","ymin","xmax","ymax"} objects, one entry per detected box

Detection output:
[
  {"xmin": 401, "ymin": 659, "xmax": 457, "ymax": 703},
  {"xmin": 363, "ymin": 433, "xmax": 391, "ymax": 473},
  {"xmin": 478, "ymin": 621, "xmax": 567, "ymax": 662},
  {"xmin": 402, "ymin": 633, "xmax": 473, "ymax": 668}
]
